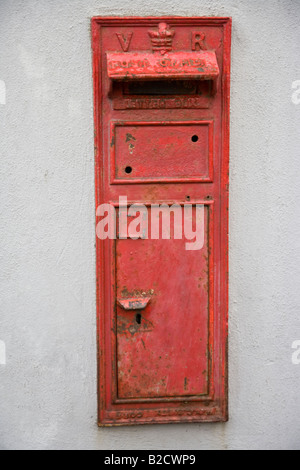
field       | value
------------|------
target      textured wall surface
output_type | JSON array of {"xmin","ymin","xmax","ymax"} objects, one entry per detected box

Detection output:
[{"xmin": 0, "ymin": 0, "xmax": 300, "ymax": 450}]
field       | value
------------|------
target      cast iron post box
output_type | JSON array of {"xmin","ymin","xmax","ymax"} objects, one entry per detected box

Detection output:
[{"xmin": 92, "ymin": 16, "xmax": 231, "ymax": 426}]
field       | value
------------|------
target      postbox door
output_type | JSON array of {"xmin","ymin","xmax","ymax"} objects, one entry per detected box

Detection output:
[{"xmin": 116, "ymin": 205, "xmax": 211, "ymax": 400}]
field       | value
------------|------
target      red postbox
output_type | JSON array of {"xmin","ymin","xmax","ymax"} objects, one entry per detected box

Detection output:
[{"xmin": 92, "ymin": 16, "xmax": 231, "ymax": 425}]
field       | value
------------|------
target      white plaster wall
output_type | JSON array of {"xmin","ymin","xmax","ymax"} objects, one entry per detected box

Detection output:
[{"xmin": 0, "ymin": 0, "xmax": 299, "ymax": 450}]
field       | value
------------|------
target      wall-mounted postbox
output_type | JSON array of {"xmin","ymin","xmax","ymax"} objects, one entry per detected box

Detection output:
[{"xmin": 92, "ymin": 16, "xmax": 231, "ymax": 426}]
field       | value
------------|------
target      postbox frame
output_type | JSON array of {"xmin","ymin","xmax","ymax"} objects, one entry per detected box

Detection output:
[{"xmin": 92, "ymin": 16, "xmax": 231, "ymax": 426}]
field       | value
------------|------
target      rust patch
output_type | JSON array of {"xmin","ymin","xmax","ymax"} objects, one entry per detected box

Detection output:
[
  {"xmin": 117, "ymin": 315, "xmax": 154, "ymax": 337},
  {"xmin": 184, "ymin": 377, "xmax": 189, "ymax": 391},
  {"xmin": 125, "ymin": 133, "xmax": 136, "ymax": 143}
]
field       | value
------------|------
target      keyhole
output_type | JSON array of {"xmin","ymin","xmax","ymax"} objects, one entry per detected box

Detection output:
[
  {"xmin": 191, "ymin": 135, "xmax": 199, "ymax": 143},
  {"xmin": 136, "ymin": 313, "xmax": 142, "ymax": 325}
]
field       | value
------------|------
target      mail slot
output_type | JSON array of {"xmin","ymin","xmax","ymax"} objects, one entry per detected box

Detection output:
[{"xmin": 92, "ymin": 16, "xmax": 231, "ymax": 426}]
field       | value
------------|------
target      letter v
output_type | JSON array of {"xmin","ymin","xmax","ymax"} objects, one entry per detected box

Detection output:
[{"xmin": 116, "ymin": 32, "xmax": 133, "ymax": 52}]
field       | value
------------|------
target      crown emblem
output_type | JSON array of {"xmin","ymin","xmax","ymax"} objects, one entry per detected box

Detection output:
[{"xmin": 148, "ymin": 23, "xmax": 175, "ymax": 55}]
